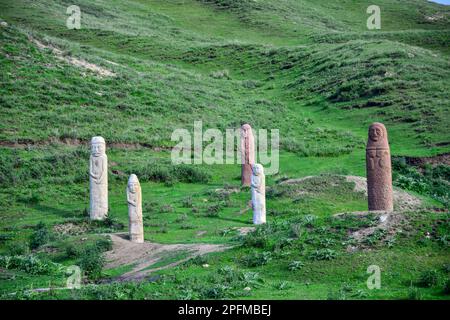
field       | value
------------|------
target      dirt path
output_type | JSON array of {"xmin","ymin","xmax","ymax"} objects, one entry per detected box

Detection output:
[
  {"xmin": 345, "ymin": 175, "xmax": 422, "ymax": 211},
  {"xmin": 30, "ymin": 37, "xmax": 116, "ymax": 77},
  {"xmin": 104, "ymin": 234, "xmax": 231, "ymax": 281}
]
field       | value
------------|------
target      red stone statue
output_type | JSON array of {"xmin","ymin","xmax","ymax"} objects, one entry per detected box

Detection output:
[
  {"xmin": 366, "ymin": 122, "xmax": 393, "ymax": 212},
  {"xmin": 241, "ymin": 123, "xmax": 255, "ymax": 186}
]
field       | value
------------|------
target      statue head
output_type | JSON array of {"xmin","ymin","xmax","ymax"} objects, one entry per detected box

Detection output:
[
  {"xmin": 252, "ymin": 163, "xmax": 264, "ymax": 176},
  {"xmin": 127, "ymin": 174, "xmax": 140, "ymax": 194},
  {"xmin": 241, "ymin": 123, "xmax": 252, "ymax": 138},
  {"xmin": 91, "ymin": 136, "xmax": 106, "ymax": 156},
  {"xmin": 367, "ymin": 123, "xmax": 389, "ymax": 149}
]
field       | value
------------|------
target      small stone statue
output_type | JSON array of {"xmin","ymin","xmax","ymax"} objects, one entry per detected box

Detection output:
[
  {"xmin": 127, "ymin": 174, "xmax": 143, "ymax": 243},
  {"xmin": 251, "ymin": 164, "xmax": 266, "ymax": 225},
  {"xmin": 241, "ymin": 123, "xmax": 255, "ymax": 187},
  {"xmin": 366, "ymin": 122, "xmax": 393, "ymax": 212},
  {"xmin": 89, "ymin": 136, "xmax": 108, "ymax": 220}
]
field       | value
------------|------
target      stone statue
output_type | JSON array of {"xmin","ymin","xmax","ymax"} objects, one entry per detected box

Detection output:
[
  {"xmin": 251, "ymin": 164, "xmax": 266, "ymax": 224},
  {"xmin": 89, "ymin": 136, "xmax": 108, "ymax": 220},
  {"xmin": 127, "ymin": 174, "xmax": 143, "ymax": 243},
  {"xmin": 366, "ymin": 123, "xmax": 393, "ymax": 212},
  {"xmin": 241, "ymin": 123, "xmax": 255, "ymax": 187}
]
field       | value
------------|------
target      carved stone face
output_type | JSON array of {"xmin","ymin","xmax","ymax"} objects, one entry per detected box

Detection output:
[
  {"xmin": 91, "ymin": 143, "xmax": 105, "ymax": 157},
  {"xmin": 128, "ymin": 182, "xmax": 138, "ymax": 194},
  {"xmin": 241, "ymin": 124, "xmax": 251, "ymax": 138},
  {"xmin": 369, "ymin": 125, "xmax": 384, "ymax": 142},
  {"xmin": 252, "ymin": 164, "xmax": 263, "ymax": 176}
]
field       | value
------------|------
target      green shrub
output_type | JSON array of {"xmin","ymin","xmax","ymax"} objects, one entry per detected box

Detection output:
[
  {"xmin": 392, "ymin": 160, "xmax": 449, "ymax": 208},
  {"xmin": 201, "ymin": 284, "xmax": 229, "ymax": 299},
  {"xmin": 0, "ymin": 255, "xmax": 63, "ymax": 275},
  {"xmin": 205, "ymin": 204, "xmax": 221, "ymax": 217},
  {"xmin": 407, "ymin": 286, "xmax": 423, "ymax": 300},
  {"xmin": 181, "ymin": 197, "xmax": 193, "ymax": 208},
  {"xmin": 443, "ymin": 278, "xmax": 450, "ymax": 295},
  {"xmin": 242, "ymin": 227, "xmax": 269, "ymax": 248},
  {"xmin": 29, "ymin": 222, "xmax": 53, "ymax": 250},
  {"xmin": 309, "ymin": 249, "xmax": 338, "ymax": 261},
  {"xmin": 241, "ymin": 251, "xmax": 272, "ymax": 267},
  {"xmin": 417, "ymin": 270, "xmax": 440, "ymax": 288},
  {"xmin": 6, "ymin": 242, "xmax": 29, "ymax": 256},
  {"xmin": 95, "ymin": 237, "xmax": 113, "ymax": 252},
  {"xmin": 65, "ymin": 243, "xmax": 82, "ymax": 258},
  {"xmin": 288, "ymin": 260, "xmax": 304, "ymax": 271},
  {"xmin": 78, "ymin": 246, "xmax": 105, "ymax": 280},
  {"xmin": 172, "ymin": 165, "xmax": 210, "ymax": 183}
]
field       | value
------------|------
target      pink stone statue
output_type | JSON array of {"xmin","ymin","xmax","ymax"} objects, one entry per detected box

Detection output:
[
  {"xmin": 366, "ymin": 122, "xmax": 393, "ymax": 212},
  {"xmin": 240, "ymin": 123, "xmax": 255, "ymax": 187}
]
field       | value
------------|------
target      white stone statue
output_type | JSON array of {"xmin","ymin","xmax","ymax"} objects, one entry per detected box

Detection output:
[
  {"xmin": 89, "ymin": 136, "xmax": 108, "ymax": 220},
  {"xmin": 127, "ymin": 174, "xmax": 143, "ymax": 243},
  {"xmin": 251, "ymin": 164, "xmax": 266, "ymax": 225}
]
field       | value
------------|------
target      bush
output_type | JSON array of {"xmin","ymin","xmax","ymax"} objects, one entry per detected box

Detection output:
[
  {"xmin": 181, "ymin": 197, "xmax": 193, "ymax": 208},
  {"xmin": 309, "ymin": 249, "xmax": 338, "ymax": 261},
  {"xmin": 288, "ymin": 260, "xmax": 304, "ymax": 271},
  {"xmin": 65, "ymin": 243, "xmax": 82, "ymax": 258},
  {"xmin": 172, "ymin": 165, "xmax": 210, "ymax": 183},
  {"xmin": 443, "ymin": 278, "xmax": 450, "ymax": 295},
  {"xmin": 417, "ymin": 270, "xmax": 440, "ymax": 288},
  {"xmin": 95, "ymin": 237, "xmax": 113, "ymax": 252},
  {"xmin": 78, "ymin": 246, "xmax": 105, "ymax": 280},
  {"xmin": 242, "ymin": 227, "xmax": 269, "ymax": 248},
  {"xmin": 392, "ymin": 160, "xmax": 449, "ymax": 208},
  {"xmin": 5, "ymin": 242, "xmax": 29, "ymax": 256},
  {"xmin": 201, "ymin": 284, "xmax": 229, "ymax": 299},
  {"xmin": 90, "ymin": 216, "xmax": 124, "ymax": 232},
  {"xmin": 205, "ymin": 204, "xmax": 221, "ymax": 217},
  {"xmin": 29, "ymin": 222, "xmax": 53, "ymax": 250},
  {"xmin": 0, "ymin": 255, "xmax": 63, "ymax": 275},
  {"xmin": 240, "ymin": 251, "xmax": 272, "ymax": 267},
  {"xmin": 407, "ymin": 286, "xmax": 423, "ymax": 300}
]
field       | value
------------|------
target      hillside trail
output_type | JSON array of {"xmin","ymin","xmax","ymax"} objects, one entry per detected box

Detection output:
[{"xmin": 104, "ymin": 234, "xmax": 231, "ymax": 281}]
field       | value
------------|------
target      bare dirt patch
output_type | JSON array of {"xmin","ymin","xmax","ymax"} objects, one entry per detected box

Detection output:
[
  {"xmin": 279, "ymin": 175, "xmax": 422, "ymax": 211},
  {"xmin": 334, "ymin": 210, "xmax": 406, "ymax": 251},
  {"xmin": 104, "ymin": 234, "xmax": 231, "ymax": 281},
  {"xmin": 30, "ymin": 37, "xmax": 115, "ymax": 77},
  {"xmin": 279, "ymin": 176, "xmax": 315, "ymax": 185},
  {"xmin": 235, "ymin": 227, "xmax": 255, "ymax": 236},
  {"xmin": 345, "ymin": 175, "xmax": 422, "ymax": 211},
  {"xmin": 393, "ymin": 153, "xmax": 450, "ymax": 167},
  {"xmin": 53, "ymin": 222, "xmax": 89, "ymax": 236}
]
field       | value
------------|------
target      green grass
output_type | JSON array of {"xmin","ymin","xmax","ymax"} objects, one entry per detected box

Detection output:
[{"xmin": 0, "ymin": 0, "xmax": 449, "ymax": 300}]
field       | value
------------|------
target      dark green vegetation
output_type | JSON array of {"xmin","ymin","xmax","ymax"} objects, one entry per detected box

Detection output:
[{"xmin": 0, "ymin": 0, "xmax": 449, "ymax": 299}]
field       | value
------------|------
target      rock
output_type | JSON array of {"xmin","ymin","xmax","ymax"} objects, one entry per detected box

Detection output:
[
  {"xmin": 0, "ymin": 21, "xmax": 8, "ymax": 27},
  {"xmin": 243, "ymin": 287, "xmax": 251, "ymax": 291},
  {"xmin": 202, "ymin": 264, "xmax": 210, "ymax": 268},
  {"xmin": 89, "ymin": 136, "xmax": 108, "ymax": 220},
  {"xmin": 366, "ymin": 123, "xmax": 393, "ymax": 212}
]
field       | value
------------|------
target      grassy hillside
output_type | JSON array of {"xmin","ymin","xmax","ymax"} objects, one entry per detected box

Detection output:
[{"xmin": 0, "ymin": 0, "xmax": 449, "ymax": 300}]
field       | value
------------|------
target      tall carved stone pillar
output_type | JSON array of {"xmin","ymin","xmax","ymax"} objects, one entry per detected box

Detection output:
[{"xmin": 366, "ymin": 123, "xmax": 393, "ymax": 212}]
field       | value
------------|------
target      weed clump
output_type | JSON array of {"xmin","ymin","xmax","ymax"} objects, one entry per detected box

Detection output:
[{"xmin": 29, "ymin": 222, "xmax": 53, "ymax": 250}]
